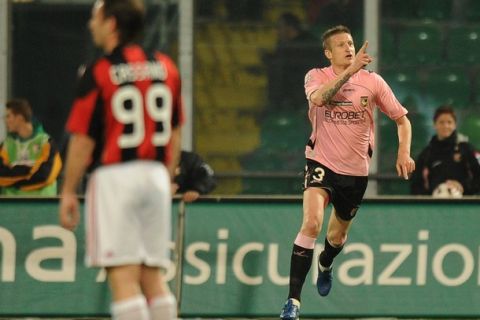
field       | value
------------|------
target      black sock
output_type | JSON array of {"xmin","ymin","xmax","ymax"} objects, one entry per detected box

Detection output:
[
  {"xmin": 287, "ymin": 244, "xmax": 313, "ymax": 301},
  {"xmin": 319, "ymin": 238, "xmax": 343, "ymax": 269}
]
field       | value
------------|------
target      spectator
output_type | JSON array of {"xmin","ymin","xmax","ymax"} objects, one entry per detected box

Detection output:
[
  {"xmin": 264, "ymin": 12, "xmax": 323, "ymax": 113},
  {"xmin": 411, "ymin": 106, "xmax": 480, "ymax": 196},
  {"xmin": 0, "ymin": 98, "xmax": 62, "ymax": 196},
  {"xmin": 173, "ymin": 150, "xmax": 216, "ymax": 202}
]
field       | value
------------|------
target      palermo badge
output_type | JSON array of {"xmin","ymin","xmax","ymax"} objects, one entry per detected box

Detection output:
[{"xmin": 360, "ymin": 96, "xmax": 368, "ymax": 107}]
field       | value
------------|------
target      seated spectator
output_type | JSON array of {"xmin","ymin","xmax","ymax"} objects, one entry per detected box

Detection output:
[
  {"xmin": 0, "ymin": 98, "xmax": 62, "ymax": 195},
  {"xmin": 411, "ymin": 106, "xmax": 480, "ymax": 196},
  {"xmin": 172, "ymin": 150, "xmax": 216, "ymax": 202}
]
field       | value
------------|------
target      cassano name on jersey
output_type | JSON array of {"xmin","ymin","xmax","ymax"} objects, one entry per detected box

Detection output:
[{"xmin": 109, "ymin": 61, "xmax": 167, "ymax": 85}]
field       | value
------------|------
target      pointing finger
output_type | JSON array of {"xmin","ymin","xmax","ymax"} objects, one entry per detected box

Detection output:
[{"xmin": 358, "ymin": 41, "xmax": 368, "ymax": 53}]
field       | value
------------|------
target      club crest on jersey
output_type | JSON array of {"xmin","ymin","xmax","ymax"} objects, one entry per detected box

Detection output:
[{"xmin": 360, "ymin": 96, "xmax": 368, "ymax": 107}]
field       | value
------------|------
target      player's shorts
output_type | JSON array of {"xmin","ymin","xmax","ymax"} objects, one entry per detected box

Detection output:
[
  {"xmin": 84, "ymin": 160, "xmax": 171, "ymax": 268},
  {"xmin": 303, "ymin": 159, "xmax": 368, "ymax": 221}
]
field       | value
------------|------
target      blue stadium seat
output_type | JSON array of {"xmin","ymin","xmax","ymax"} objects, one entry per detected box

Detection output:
[
  {"xmin": 397, "ymin": 25, "xmax": 443, "ymax": 65},
  {"xmin": 446, "ymin": 26, "xmax": 480, "ymax": 64}
]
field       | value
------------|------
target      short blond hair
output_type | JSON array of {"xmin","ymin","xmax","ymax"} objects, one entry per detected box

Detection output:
[{"xmin": 322, "ymin": 25, "xmax": 351, "ymax": 50}]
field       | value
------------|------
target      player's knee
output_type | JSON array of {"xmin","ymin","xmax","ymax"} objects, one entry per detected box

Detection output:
[
  {"xmin": 301, "ymin": 219, "xmax": 321, "ymax": 235},
  {"xmin": 327, "ymin": 232, "xmax": 347, "ymax": 247}
]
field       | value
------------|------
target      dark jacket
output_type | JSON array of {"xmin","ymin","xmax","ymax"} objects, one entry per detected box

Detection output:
[
  {"xmin": 411, "ymin": 131, "xmax": 480, "ymax": 195},
  {"xmin": 175, "ymin": 151, "xmax": 216, "ymax": 194}
]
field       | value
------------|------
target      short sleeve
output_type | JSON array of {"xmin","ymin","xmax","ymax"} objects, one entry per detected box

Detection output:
[
  {"xmin": 374, "ymin": 73, "xmax": 408, "ymax": 120},
  {"xmin": 65, "ymin": 64, "xmax": 101, "ymax": 137},
  {"xmin": 304, "ymin": 68, "xmax": 326, "ymax": 103}
]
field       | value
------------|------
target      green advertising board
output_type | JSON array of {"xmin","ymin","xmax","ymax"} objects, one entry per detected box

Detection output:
[
  {"xmin": 180, "ymin": 199, "xmax": 480, "ymax": 318},
  {"xmin": 0, "ymin": 197, "xmax": 479, "ymax": 317}
]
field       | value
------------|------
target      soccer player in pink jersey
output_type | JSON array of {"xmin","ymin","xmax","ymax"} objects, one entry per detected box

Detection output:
[
  {"xmin": 59, "ymin": 1, "xmax": 183, "ymax": 319},
  {"xmin": 280, "ymin": 25, "xmax": 415, "ymax": 320}
]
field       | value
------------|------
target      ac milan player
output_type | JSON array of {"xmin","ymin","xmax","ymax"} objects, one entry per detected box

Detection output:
[
  {"xmin": 59, "ymin": 1, "xmax": 183, "ymax": 319},
  {"xmin": 280, "ymin": 25, "xmax": 415, "ymax": 320}
]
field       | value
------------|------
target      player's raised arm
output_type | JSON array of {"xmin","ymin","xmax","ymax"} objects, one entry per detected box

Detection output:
[{"xmin": 309, "ymin": 38, "xmax": 373, "ymax": 107}]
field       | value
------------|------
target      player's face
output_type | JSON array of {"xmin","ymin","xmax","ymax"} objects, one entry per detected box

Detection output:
[
  {"xmin": 325, "ymin": 32, "xmax": 355, "ymax": 68},
  {"xmin": 434, "ymin": 113, "xmax": 456, "ymax": 140},
  {"xmin": 88, "ymin": 0, "xmax": 110, "ymax": 49},
  {"xmin": 5, "ymin": 109, "xmax": 19, "ymax": 133}
]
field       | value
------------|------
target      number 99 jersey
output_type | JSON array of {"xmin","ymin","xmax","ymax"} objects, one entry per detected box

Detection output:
[{"xmin": 66, "ymin": 44, "xmax": 184, "ymax": 168}]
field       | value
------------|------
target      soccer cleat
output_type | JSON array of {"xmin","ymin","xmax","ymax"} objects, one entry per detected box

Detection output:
[
  {"xmin": 316, "ymin": 263, "xmax": 333, "ymax": 296},
  {"xmin": 280, "ymin": 298, "xmax": 300, "ymax": 320}
]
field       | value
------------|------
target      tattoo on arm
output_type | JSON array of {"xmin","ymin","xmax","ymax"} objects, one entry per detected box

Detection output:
[{"xmin": 321, "ymin": 73, "xmax": 351, "ymax": 104}]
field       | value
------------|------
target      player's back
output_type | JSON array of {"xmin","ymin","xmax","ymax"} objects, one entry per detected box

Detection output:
[{"xmin": 67, "ymin": 44, "xmax": 183, "ymax": 168}]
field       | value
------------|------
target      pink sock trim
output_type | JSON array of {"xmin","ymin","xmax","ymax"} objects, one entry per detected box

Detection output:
[{"xmin": 294, "ymin": 233, "xmax": 316, "ymax": 249}]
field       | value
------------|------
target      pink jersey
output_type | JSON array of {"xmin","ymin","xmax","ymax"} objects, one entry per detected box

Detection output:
[{"xmin": 304, "ymin": 66, "xmax": 407, "ymax": 176}]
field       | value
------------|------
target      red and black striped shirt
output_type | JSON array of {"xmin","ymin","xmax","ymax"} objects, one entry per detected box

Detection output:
[{"xmin": 67, "ymin": 44, "xmax": 184, "ymax": 167}]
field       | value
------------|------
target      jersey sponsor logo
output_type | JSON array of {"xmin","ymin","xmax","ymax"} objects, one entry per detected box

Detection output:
[
  {"xmin": 324, "ymin": 109, "xmax": 367, "ymax": 125},
  {"xmin": 327, "ymin": 100, "xmax": 353, "ymax": 107},
  {"xmin": 361, "ymin": 96, "xmax": 368, "ymax": 107}
]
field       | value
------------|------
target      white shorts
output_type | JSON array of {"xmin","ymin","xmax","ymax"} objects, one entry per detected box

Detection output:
[{"xmin": 84, "ymin": 161, "xmax": 171, "ymax": 268}]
